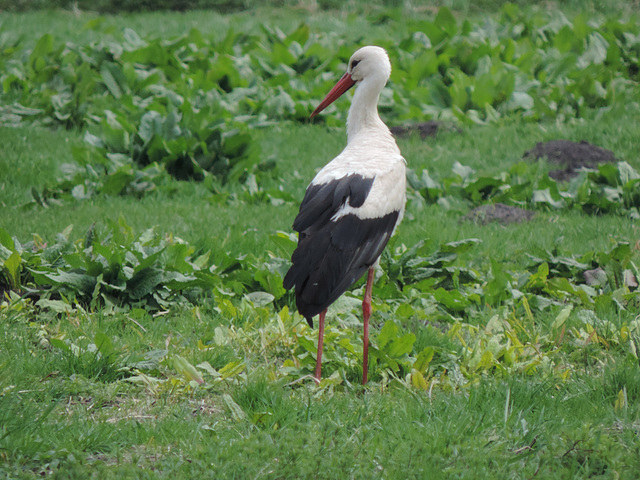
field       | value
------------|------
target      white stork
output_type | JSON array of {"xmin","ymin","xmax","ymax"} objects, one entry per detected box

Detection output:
[{"xmin": 283, "ymin": 46, "xmax": 407, "ymax": 385}]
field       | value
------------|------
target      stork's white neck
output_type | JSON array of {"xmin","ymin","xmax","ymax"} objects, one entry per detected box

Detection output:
[{"xmin": 346, "ymin": 75, "xmax": 389, "ymax": 143}]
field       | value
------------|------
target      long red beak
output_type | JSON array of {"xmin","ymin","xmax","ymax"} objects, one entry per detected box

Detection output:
[{"xmin": 310, "ymin": 72, "xmax": 356, "ymax": 119}]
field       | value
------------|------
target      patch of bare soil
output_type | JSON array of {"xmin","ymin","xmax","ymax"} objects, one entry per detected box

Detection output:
[
  {"xmin": 462, "ymin": 203, "xmax": 535, "ymax": 225},
  {"xmin": 390, "ymin": 121, "xmax": 457, "ymax": 138},
  {"xmin": 523, "ymin": 140, "xmax": 616, "ymax": 181}
]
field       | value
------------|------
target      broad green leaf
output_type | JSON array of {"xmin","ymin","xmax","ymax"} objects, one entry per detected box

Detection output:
[
  {"xmin": 2, "ymin": 250, "xmax": 21, "ymax": 289},
  {"xmin": 476, "ymin": 350, "xmax": 494, "ymax": 371},
  {"xmin": 532, "ymin": 188, "xmax": 565, "ymax": 209},
  {"xmin": 271, "ymin": 42, "xmax": 296, "ymax": 66},
  {"xmin": 197, "ymin": 361, "xmax": 219, "ymax": 377},
  {"xmin": 32, "ymin": 270, "xmax": 95, "ymax": 295},
  {"xmin": 127, "ymin": 267, "xmax": 164, "ymax": 300},
  {"xmin": 452, "ymin": 161, "xmax": 474, "ymax": 181},
  {"xmin": 255, "ymin": 270, "xmax": 286, "ymax": 299},
  {"xmin": 214, "ymin": 326, "xmax": 231, "ymax": 346},
  {"xmin": 245, "ymin": 291, "xmax": 275, "ymax": 307},
  {"xmin": 506, "ymin": 91, "xmax": 534, "ymax": 111},
  {"xmin": 471, "ymin": 73, "xmax": 495, "ymax": 108},
  {"xmin": 50, "ymin": 338, "xmax": 71, "ymax": 353},
  {"xmin": 297, "ymin": 334, "xmax": 317, "ymax": 355},
  {"xmin": 269, "ymin": 231, "xmax": 298, "ymax": 256},
  {"xmin": 101, "ymin": 165, "xmax": 135, "ymax": 196},
  {"xmin": 163, "ymin": 111, "xmax": 182, "ymax": 140},
  {"xmin": 138, "ymin": 111, "xmax": 162, "ymax": 143},
  {"xmin": 551, "ymin": 306, "xmax": 573, "ymax": 330},
  {"xmin": 435, "ymin": 7, "xmax": 457, "ymax": 37},
  {"xmin": 485, "ymin": 259, "xmax": 512, "ymax": 306},
  {"xmin": 377, "ymin": 321, "xmax": 399, "ymax": 350},
  {"xmin": 219, "ymin": 361, "xmax": 245, "ymax": 380},
  {"xmin": 368, "ymin": 346, "xmax": 400, "ymax": 373},
  {"xmin": 411, "ymin": 370, "xmax": 429, "ymax": 390},
  {"xmin": 0, "ymin": 229, "xmax": 15, "ymax": 253},
  {"xmin": 434, "ymin": 288, "xmax": 470, "ymax": 312},
  {"xmin": 29, "ymin": 34, "xmax": 54, "ymax": 69},
  {"xmin": 123, "ymin": 28, "xmax": 146, "ymax": 49},
  {"xmin": 387, "ymin": 333, "xmax": 416, "ymax": 358},
  {"xmin": 173, "ymin": 355, "xmax": 204, "ymax": 384},
  {"xmin": 101, "ymin": 64, "xmax": 123, "ymax": 99},
  {"xmin": 618, "ymin": 162, "xmax": 640, "ymax": 184},
  {"xmin": 35, "ymin": 299, "xmax": 73, "ymax": 313},
  {"xmin": 222, "ymin": 394, "xmax": 246, "ymax": 421},
  {"xmin": 441, "ymin": 238, "xmax": 481, "ymax": 254},
  {"xmin": 449, "ymin": 71, "xmax": 470, "ymax": 109},
  {"xmin": 614, "ymin": 388, "xmax": 627, "ymax": 411},
  {"xmin": 413, "ymin": 347, "xmax": 435, "ymax": 374},
  {"xmin": 525, "ymin": 262, "xmax": 549, "ymax": 291},
  {"xmin": 94, "ymin": 332, "xmax": 117, "ymax": 361},
  {"xmin": 578, "ymin": 33, "xmax": 608, "ymax": 68}
]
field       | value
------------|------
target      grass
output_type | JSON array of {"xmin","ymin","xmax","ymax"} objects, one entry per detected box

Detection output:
[
  {"xmin": 2, "ymin": 345, "xmax": 640, "ymax": 478},
  {"xmin": 2, "ymin": 2, "xmax": 640, "ymax": 478},
  {"xmin": 3, "ymin": 302, "xmax": 640, "ymax": 478}
]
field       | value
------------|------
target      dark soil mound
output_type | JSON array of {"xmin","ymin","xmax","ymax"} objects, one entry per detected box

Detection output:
[
  {"xmin": 390, "ymin": 121, "xmax": 451, "ymax": 139},
  {"xmin": 462, "ymin": 203, "xmax": 535, "ymax": 225},
  {"xmin": 523, "ymin": 140, "xmax": 616, "ymax": 181}
]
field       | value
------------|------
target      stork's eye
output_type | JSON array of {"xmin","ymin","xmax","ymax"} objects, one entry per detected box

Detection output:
[{"xmin": 350, "ymin": 59, "xmax": 361, "ymax": 69}]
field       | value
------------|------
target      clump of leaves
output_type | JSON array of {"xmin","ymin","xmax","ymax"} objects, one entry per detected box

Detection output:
[
  {"xmin": 0, "ymin": 229, "xmax": 22, "ymax": 294},
  {"xmin": 50, "ymin": 331, "xmax": 130, "ymax": 382},
  {"xmin": 409, "ymin": 160, "xmax": 640, "ymax": 217},
  {"xmin": 524, "ymin": 241, "xmax": 640, "ymax": 310},
  {"xmin": 375, "ymin": 235, "xmax": 640, "ymax": 336},
  {"xmin": 0, "ymin": 220, "xmax": 220, "ymax": 312},
  {"xmin": 381, "ymin": 238, "xmax": 481, "ymax": 292},
  {"xmin": 3, "ymin": 7, "xmax": 640, "ymax": 203},
  {"xmin": 3, "ymin": 28, "xmax": 266, "ymax": 196},
  {"xmin": 0, "ymin": 219, "xmax": 295, "ymax": 315},
  {"xmin": 5, "ymin": 227, "xmax": 639, "ymax": 391},
  {"xmin": 390, "ymin": 5, "xmax": 640, "ymax": 124},
  {"xmin": 261, "ymin": 235, "xmax": 638, "ymax": 386},
  {"xmin": 76, "ymin": 106, "xmax": 260, "ymax": 183}
]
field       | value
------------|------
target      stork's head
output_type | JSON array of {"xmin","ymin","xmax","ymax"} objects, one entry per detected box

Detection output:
[
  {"xmin": 347, "ymin": 46, "xmax": 391, "ymax": 85},
  {"xmin": 310, "ymin": 46, "xmax": 391, "ymax": 118}
]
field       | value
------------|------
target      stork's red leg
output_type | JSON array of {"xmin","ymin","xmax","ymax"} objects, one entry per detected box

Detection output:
[
  {"xmin": 314, "ymin": 309, "xmax": 327, "ymax": 383},
  {"xmin": 362, "ymin": 267, "xmax": 375, "ymax": 385}
]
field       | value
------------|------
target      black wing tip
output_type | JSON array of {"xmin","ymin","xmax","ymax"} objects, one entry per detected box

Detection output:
[
  {"xmin": 285, "ymin": 211, "xmax": 401, "ymax": 329},
  {"xmin": 283, "ymin": 269, "xmax": 315, "ymax": 328},
  {"xmin": 282, "ymin": 275, "xmax": 293, "ymax": 291}
]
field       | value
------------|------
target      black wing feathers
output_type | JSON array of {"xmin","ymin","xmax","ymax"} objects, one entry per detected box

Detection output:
[
  {"xmin": 292, "ymin": 174, "xmax": 374, "ymax": 232},
  {"xmin": 283, "ymin": 173, "xmax": 399, "ymax": 326},
  {"xmin": 303, "ymin": 212, "xmax": 398, "ymax": 305}
]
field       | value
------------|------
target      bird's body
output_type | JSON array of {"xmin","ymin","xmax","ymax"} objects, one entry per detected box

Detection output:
[
  {"xmin": 285, "ymin": 130, "xmax": 405, "ymax": 322},
  {"xmin": 283, "ymin": 46, "xmax": 406, "ymax": 384}
]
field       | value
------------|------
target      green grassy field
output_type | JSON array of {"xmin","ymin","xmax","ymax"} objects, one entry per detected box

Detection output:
[{"xmin": 2, "ymin": 2, "xmax": 640, "ymax": 478}]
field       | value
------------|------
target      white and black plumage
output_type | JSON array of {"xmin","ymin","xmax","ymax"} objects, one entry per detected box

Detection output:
[{"xmin": 283, "ymin": 46, "xmax": 406, "ymax": 385}]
